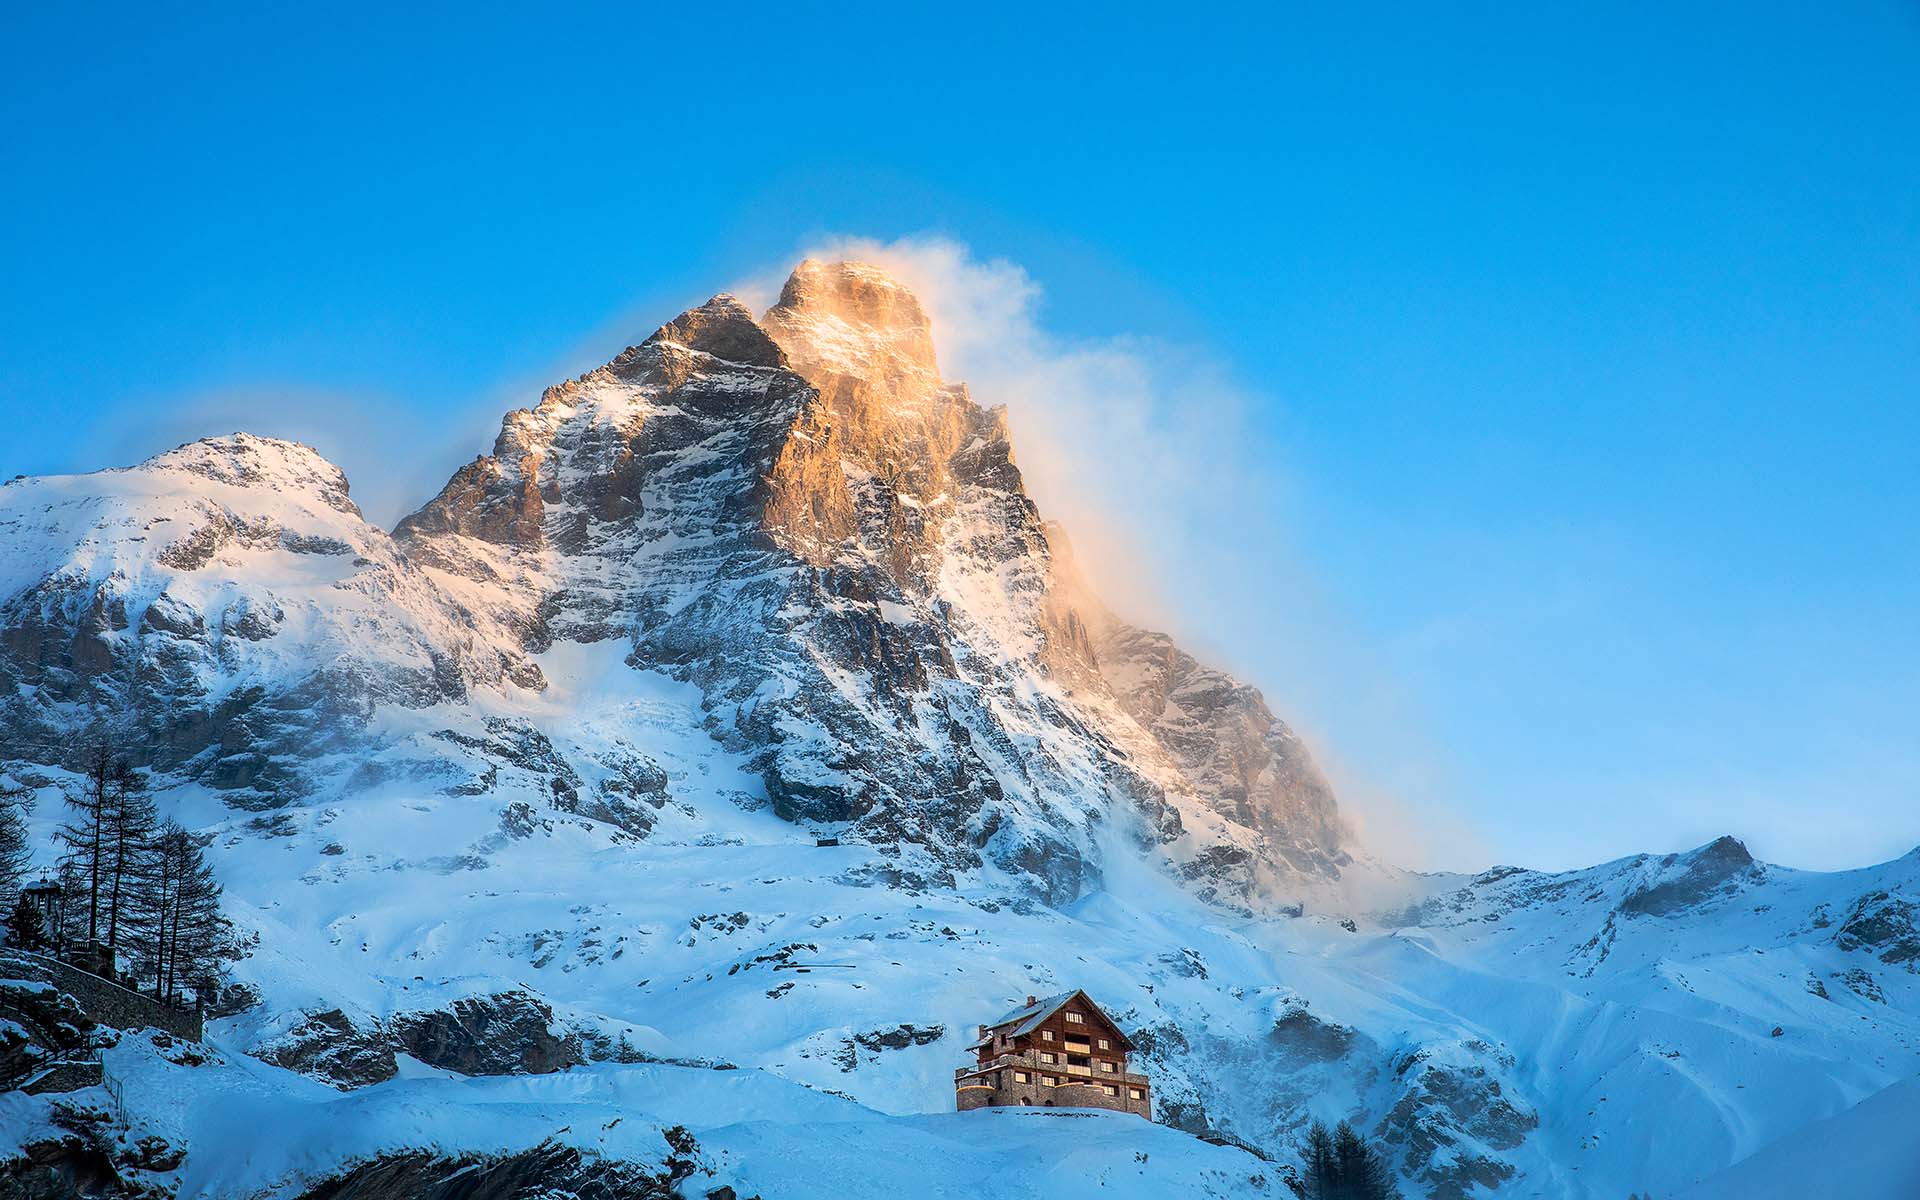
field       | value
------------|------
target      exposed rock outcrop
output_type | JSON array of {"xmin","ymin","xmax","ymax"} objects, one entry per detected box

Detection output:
[
  {"xmin": 251, "ymin": 1009, "xmax": 398, "ymax": 1091},
  {"xmin": 293, "ymin": 1131, "xmax": 710, "ymax": 1200},
  {"xmin": 1835, "ymin": 889, "xmax": 1920, "ymax": 966},
  {"xmin": 390, "ymin": 992, "xmax": 584, "ymax": 1077},
  {"xmin": 252, "ymin": 992, "xmax": 583, "ymax": 1090},
  {"xmin": 1618, "ymin": 836, "xmax": 1758, "ymax": 917}
]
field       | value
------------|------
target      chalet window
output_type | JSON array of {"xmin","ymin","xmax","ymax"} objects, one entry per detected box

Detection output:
[
  {"xmin": 1130, "ymin": 1088, "xmax": 1144, "ymax": 1099},
  {"xmin": 1103, "ymin": 1085, "xmax": 1118, "ymax": 1096},
  {"xmin": 1097, "ymin": 1038, "xmax": 1110, "ymax": 1049},
  {"xmin": 1014, "ymin": 1071, "xmax": 1029, "ymax": 1083},
  {"xmin": 1041, "ymin": 1030, "xmax": 1054, "ymax": 1041},
  {"xmin": 1040, "ymin": 1052, "xmax": 1055, "ymax": 1064},
  {"xmin": 1065, "ymin": 1012, "xmax": 1085, "ymax": 1024},
  {"xmin": 1101, "ymin": 1061, "xmax": 1116, "ymax": 1073}
]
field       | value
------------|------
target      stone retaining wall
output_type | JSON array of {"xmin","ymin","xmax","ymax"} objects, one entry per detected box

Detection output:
[
  {"xmin": 22, "ymin": 1059, "xmax": 102, "ymax": 1095},
  {"xmin": 1, "ymin": 952, "xmax": 202, "ymax": 1042}
]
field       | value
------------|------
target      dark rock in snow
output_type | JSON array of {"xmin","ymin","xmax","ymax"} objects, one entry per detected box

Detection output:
[
  {"xmin": 252, "ymin": 1008, "xmax": 398, "ymax": 1090},
  {"xmin": 1619, "ymin": 836, "xmax": 1758, "ymax": 917},
  {"xmin": 1269, "ymin": 1007, "xmax": 1357, "ymax": 1063},
  {"xmin": 1834, "ymin": 890, "xmax": 1920, "ymax": 965},
  {"xmin": 390, "ymin": 991, "xmax": 584, "ymax": 1077},
  {"xmin": 294, "ymin": 1131, "xmax": 709, "ymax": 1200}
]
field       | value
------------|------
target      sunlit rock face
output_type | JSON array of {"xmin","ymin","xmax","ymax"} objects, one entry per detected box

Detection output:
[
  {"xmin": 390, "ymin": 259, "xmax": 1352, "ymax": 901},
  {"xmin": 1042, "ymin": 524, "xmax": 1350, "ymax": 892},
  {"xmin": 755, "ymin": 260, "xmax": 1352, "ymax": 898}
]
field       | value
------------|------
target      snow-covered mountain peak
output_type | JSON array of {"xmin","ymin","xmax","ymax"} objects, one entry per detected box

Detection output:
[
  {"xmin": 0, "ymin": 433, "xmax": 375, "ymax": 598},
  {"xmin": 373, "ymin": 262, "xmax": 1360, "ymax": 904},
  {"xmin": 632, "ymin": 292, "xmax": 787, "ymax": 370},
  {"xmin": 0, "ymin": 431, "xmax": 542, "ymax": 797},
  {"xmin": 137, "ymin": 432, "xmax": 362, "ymax": 517},
  {"xmin": 763, "ymin": 258, "xmax": 941, "ymax": 383}
]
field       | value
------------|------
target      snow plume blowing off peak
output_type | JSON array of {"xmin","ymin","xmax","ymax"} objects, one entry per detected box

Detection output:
[{"xmin": 739, "ymin": 239, "xmax": 1449, "ymax": 869}]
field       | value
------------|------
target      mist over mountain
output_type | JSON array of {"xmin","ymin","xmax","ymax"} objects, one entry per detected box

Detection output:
[{"xmin": 1, "ymin": 263, "xmax": 1915, "ymax": 1198}]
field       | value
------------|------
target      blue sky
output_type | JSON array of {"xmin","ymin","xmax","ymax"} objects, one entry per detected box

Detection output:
[{"xmin": 3, "ymin": 3, "xmax": 1916, "ymax": 870}]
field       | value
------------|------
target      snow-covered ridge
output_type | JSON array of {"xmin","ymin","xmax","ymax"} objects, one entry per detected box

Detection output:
[{"xmin": 0, "ymin": 432, "xmax": 540, "ymax": 801}]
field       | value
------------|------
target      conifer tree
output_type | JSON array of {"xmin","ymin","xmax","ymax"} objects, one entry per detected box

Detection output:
[
  {"xmin": 0, "ymin": 778, "xmax": 31, "ymax": 904},
  {"xmin": 132, "ymin": 822, "xmax": 230, "ymax": 1005},
  {"xmin": 6, "ymin": 892, "xmax": 48, "ymax": 951},
  {"xmin": 101, "ymin": 759, "xmax": 156, "ymax": 967},
  {"xmin": 1297, "ymin": 1118, "xmax": 1401, "ymax": 1200},
  {"xmin": 1332, "ymin": 1120, "xmax": 1400, "ymax": 1199},
  {"xmin": 57, "ymin": 742, "xmax": 115, "ymax": 956},
  {"xmin": 1301, "ymin": 1121, "xmax": 1339, "ymax": 1198},
  {"xmin": 48, "ymin": 858, "xmax": 85, "ymax": 952}
]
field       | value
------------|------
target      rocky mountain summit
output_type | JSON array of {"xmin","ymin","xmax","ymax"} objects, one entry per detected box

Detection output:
[
  {"xmin": 1, "ymin": 262, "xmax": 1914, "ymax": 1199},
  {"xmin": 0, "ymin": 259, "xmax": 1346, "ymax": 904}
]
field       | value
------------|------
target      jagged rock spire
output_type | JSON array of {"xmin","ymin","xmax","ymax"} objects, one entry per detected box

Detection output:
[
  {"xmin": 762, "ymin": 260, "xmax": 941, "ymax": 382},
  {"xmin": 641, "ymin": 294, "xmax": 787, "ymax": 369}
]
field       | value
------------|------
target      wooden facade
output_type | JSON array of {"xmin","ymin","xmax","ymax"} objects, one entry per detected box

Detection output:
[{"xmin": 954, "ymin": 990, "xmax": 1152, "ymax": 1119}]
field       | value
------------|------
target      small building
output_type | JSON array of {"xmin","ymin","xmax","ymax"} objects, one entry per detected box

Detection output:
[
  {"xmin": 16, "ymin": 876, "xmax": 64, "ymax": 947},
  {"xmin": 955, "ymin": 990, "xmax": 1152, "ymax": 1118}
]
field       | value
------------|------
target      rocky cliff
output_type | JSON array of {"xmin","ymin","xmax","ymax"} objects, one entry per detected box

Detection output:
[{"xmin": 388, "ymin": 260, "xmax": 1351, "ymax": 904}]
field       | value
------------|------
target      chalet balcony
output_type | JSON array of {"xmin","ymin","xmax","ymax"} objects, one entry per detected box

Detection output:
[
  {"xmin": 956, "ymin": 1052, "xmax": 1028, "ymax": 1079},
  {"xmin": 957, "ymin": 1055, "xmax": 1150, "ymax": 1090}
]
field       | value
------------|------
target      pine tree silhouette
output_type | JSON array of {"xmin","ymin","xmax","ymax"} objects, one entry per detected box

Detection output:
[{"xmin": 1296, "ymin": 1118, "xmax": 1401, "ymax": 1200}]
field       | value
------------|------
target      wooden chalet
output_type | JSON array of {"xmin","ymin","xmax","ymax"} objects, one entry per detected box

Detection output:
[{"xmin": 954, "ymin": 989, "xmax": 1152, "ymax": 1118}]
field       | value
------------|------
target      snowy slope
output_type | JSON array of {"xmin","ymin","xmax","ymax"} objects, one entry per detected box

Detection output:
[
  {"xmin": 14, "ymin": 1043, "xmax": 1273, "ymax": 1199},
  {"xmin": 11, "ymin": 733, "xmax": 1914, "ymax": 1196},
  {"xmin": 1676, "ymin": 1078, "xmax": 1920, "ymax": 1200}
]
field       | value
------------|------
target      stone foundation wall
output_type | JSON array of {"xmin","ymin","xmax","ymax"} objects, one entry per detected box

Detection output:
[{"xmin": 956, "ymin": 1058, "xmax": 1152, "ymax": 1119}]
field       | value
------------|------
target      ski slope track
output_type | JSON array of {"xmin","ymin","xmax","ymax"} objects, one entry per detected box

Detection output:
[{"xmin": 1, "ymin": 261, "xmax": 1914, "ymax": 1198}]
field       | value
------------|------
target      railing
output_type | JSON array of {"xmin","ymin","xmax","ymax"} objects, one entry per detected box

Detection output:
[{"xmin": 93, "ymin": 1046, "xmax": 128, "ymax": 1129}]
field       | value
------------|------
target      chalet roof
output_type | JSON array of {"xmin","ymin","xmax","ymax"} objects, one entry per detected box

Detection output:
[{"xmin": 971, "ymin": 989, "xmax": 1135, "ymax": 1050}]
